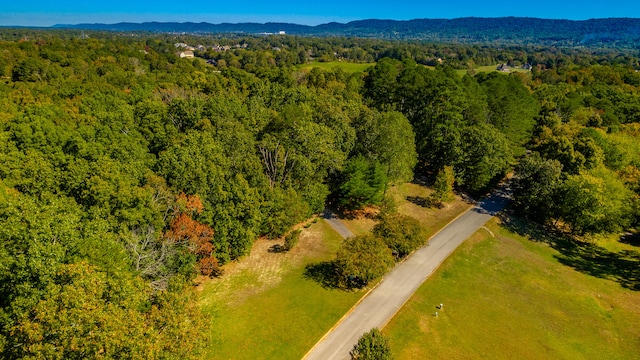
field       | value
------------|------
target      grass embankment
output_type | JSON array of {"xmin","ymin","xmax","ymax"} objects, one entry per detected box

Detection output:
[
  {"xmin": 298, "ymin": 61, "xmax": 375, "ymax": 73},
  {"xmin": 199, "ymin": 182, "xmax": 470, "ymax": 359},
  {"xmin": 384, "ymin": 217, "xmax": 640, "ymax": 359}
]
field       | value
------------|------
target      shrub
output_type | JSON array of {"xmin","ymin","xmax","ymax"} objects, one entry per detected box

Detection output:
[
  {"xmin": 197, "ymin": 256, "xmax": 220, "ymax": 276},
  {"xmin": 334, "ymin": 235, "xmax": 395, "ymax": 288},
  {"xmin": 284, "ymin": 229, "xmax": 302, "ymax": 251},
  {"xmin": 373, "ymin": 213, "xmax": 425, "ymax": 258},
  {"xmin": 350, "ymin": 328, "xmax": 392, "ymax": 360}
]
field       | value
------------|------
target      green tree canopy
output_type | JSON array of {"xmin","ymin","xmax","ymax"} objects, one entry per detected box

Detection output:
[
  {"xmin": 372, "ymin": 213, "xmax": 425, "ymax": 258},
  {"xmin": 334, "ymin": 235, "xmax": 395, "ymax": 288},
  {"xmin": 350, "ymin": 328, "xmax": 392, "ymax": 360},
  {"xmin": 513, "ymin": 153, "xmax": 564, "ymax": 223},
  {"xmin": 338, "ymin": 156, "xmax": 388, "ymax": 210}
]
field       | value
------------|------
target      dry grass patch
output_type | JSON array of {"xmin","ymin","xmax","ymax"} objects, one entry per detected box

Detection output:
[
  {"xmin": 198, "ymin": 217, "xmax": 330, "ymax": 306},
  {"xmin": 340, "ymin": 212, "xmax": 378, "ymax": 236},
  {"xmin": 390, "ymin": 182, "xmax": 472, "ymax": 237},
  {"xmin": 339, "ymin": 183, "xmax": 471, "ymax": 238}
]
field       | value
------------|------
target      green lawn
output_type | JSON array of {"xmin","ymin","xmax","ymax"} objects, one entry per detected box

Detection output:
[
  {"xmin": 384, "ymin": 217, "xmax": 640, "ymax": 359},
  {"xmin": 456, "ymin": 65, "xmax": 531, "ymax": 76},
  {"xmin": 298, "ymin": 61, "xmax": 375, "ymax": 73},
  {"xmin": 199, "ymin": 220, "xmax": 364, "ymax": 360},
  {"xmin": 198, "ymin": 183, "xmax": 471, "ymax": 359},
  {"xmin": 339, "ymin": 183, "xmax": 471, "ymax": 237}
]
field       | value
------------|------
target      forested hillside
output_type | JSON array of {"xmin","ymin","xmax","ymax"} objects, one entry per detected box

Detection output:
[
  {"xmin": 0, "ymin": 30, "xmax": 638, "ymax": 358},
  {"xmin": 55, "ymin": 17, "xmax": 640, "ymax": 46}
]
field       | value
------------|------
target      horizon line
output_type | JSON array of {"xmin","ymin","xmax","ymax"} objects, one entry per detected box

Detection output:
[{"xmin": 3, "ymin": 15, "xmax": 640, "ymax": 28}]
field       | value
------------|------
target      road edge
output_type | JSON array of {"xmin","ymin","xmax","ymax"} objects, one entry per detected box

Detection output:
[{"xmin": 302, "ymin": 201, "xmax": 474, "ymax": 359}]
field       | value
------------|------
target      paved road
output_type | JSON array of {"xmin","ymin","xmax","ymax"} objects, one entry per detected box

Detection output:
[
  {"xmin": 305, "ymin": 183, "xmax": 512, "ymax": 360},
  {"xmin": 323, "ymin": 209, "xmax": 355, "ymax": 239}
]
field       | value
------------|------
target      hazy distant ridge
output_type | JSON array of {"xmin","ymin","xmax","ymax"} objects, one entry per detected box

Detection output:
[{"xmin": 53, "ymin": 17, "xmax": 640, "ymax": 45}]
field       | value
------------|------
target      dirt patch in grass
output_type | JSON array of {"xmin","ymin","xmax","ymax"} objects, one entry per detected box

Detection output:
[{"xmin": 198, "ymin": 218, "xmax": 334, "ymax": 306}]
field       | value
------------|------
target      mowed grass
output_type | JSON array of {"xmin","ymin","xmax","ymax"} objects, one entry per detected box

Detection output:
[
  {"xmin": 391, "ymin": 182, "xmax": 472, "ymax": 238},
  {"xmin": 456, "ymin": 65, "xmax": 531, "ymax": 76},
  {"xmin": 199, "ymin": 220, "xmax": 363, "ymax": 360},
  {"xmin": 340, "ymin": 182, "xmax": 471, "ymax": 237},
  {"xmin": 384, "ymin": 217, "xmax": 640, "ymax": 359},
  {"xmin": 298, "ymin": 61, "xmax": 374, "ymax": 73},
  {"xmin": 198, "ymin": 182, "xmax": 472, "ymax": 359}
]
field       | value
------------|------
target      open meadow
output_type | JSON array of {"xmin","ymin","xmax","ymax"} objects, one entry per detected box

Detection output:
[
  {"xmin": 298, "ymin": 61, "xmax": 375, "ymax": 73},
  {"xmin": 198, "ymin": 183, "xmax": 470, "ymax": 359},
  {"xmin": 456, "ymin": 64, "xmax": 531, "ymax": 76},
  {"xmin": 384, "ymin": 217, "xmax": 640, "ymax": 359},
  {"xmin": 198, "ymin": 220, "xmax": 362, "ymax": 359}
]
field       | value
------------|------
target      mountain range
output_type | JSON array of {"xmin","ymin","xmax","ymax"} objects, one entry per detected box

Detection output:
[{"xmin": 53, "ymin": 17, "xmax": 640, "ymax": 46}]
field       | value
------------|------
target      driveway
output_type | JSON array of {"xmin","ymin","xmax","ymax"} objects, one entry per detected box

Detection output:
[
  {"xmin": 305, "ymin": 183, "xmax": 512, "ymax": 360},
  {"xmin": 322, "ymin": 208, "xmax": 355, "ymax": 239}
]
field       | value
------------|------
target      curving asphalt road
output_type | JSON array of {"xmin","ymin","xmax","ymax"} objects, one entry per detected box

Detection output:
[{"xmin": 304, "ymin": 183, "xmax": 512, "ymax": 360}]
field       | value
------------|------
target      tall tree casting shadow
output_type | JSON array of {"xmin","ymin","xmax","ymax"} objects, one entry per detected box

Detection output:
[
  {"xmin": 303, "ymin": 261, "xmax": 366, "ymax": 290},
  {"xmin": 500, "ymin": 214, "xmax": 640, "ymax": 291},
  {"xmin": 303, "ymin": 261, "xmax": 341, "ymax": 289}
]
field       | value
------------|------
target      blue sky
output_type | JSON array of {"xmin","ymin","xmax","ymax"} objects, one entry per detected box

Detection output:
[{"xmin": 1, "ymin": 0, "xmax": 639, "ymax": 27}]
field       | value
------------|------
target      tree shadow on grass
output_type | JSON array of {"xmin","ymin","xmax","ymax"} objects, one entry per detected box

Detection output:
[
  {"xmin": 499, "ymin": 214, "xmax": 640, "ymax": 291},
  {"xmin": 303, "ymin": 261, "xmax": 341, "ymax": 289},
  {"xmin": 620, "ymin": 233, "xmax": 640, "ymax": 247},
  {"xmin": 303, "ymin": 261, "xmax": 367, "ymax": 290},
  {"xmin": 406, "ymin": 196, "xmax": 441, "ymax": 209}
]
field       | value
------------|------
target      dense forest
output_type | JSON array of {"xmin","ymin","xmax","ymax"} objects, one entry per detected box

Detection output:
[{"xmin": 0, "ymin": 29, "xmax": 639, "ymax": 357}]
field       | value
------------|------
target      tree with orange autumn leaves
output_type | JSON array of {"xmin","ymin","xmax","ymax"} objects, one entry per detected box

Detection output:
[{"xmin": 165, "ymin": 193, "xmax": 219, "ymax": 276}]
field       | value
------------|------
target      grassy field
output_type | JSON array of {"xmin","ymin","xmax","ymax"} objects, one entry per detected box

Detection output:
[
  {"xmin": 391, "ymin": 182, "xmax": 472, "ymax": 238},
  {"xmin": 298, "ymin": 61, "xmax": 375, "ymax": 73},
  {"xmin": 340, "ymin": 182, "xmax": 472, "ymax": 237},
  {"xmin": 198, "ymin": 183, "xmax": 471, "ymax": 359},
  {"xmin": 384, "ymin": 217, "xmax": 640, "ymax": 359},
  {"xmin": 299, "ymin": 61, "xmax": 531, "ymax": 77},
  {"xmin": 456, "ymin": 65, "xmax": 531, "ymax": 76},
  {"xmin": 199, "ymin": 220, "xmax": 363, "ymax": 359}
]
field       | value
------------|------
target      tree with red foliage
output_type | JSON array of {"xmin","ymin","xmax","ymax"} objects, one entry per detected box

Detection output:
[{"xmin": 164, "ymin": 194, "xmax": 219, "ymax": 276}]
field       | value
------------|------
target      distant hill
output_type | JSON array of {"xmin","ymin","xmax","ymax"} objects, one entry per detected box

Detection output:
[{"xmin": 53, "ymin": 17, "xmax": 640, "ymax": 46}]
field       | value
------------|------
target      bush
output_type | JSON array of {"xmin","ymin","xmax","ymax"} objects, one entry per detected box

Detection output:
[
  {"xmin": 334, "ymin": 235, "xmax": 395, "ymax": 288},
  {"xmin": 350, "ymin": 328, "xmax": 392, "ymax": 360},
  {"xmin": 197, "ymin": 256, "xmax": 220, "ymax": 276},
  {"xmin": 373, "ymin": 213, "xmax": 425, "ymax": 258},
  {"xmin": 284, "ymin": 229, "xmax": 302, "ymax": 251}
]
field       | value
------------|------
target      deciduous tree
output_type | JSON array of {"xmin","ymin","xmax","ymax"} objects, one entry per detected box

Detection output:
[
  {"xmin": 350, "ymin": 328, "xmax": 392, "ymax": 360},
  {"xmin": 334, "ymin": 235, "xmax": 395, "ymax": 288},
  {"xmin": 373, "ymin": 213, "xmax": 425, "ymax": 258}
]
